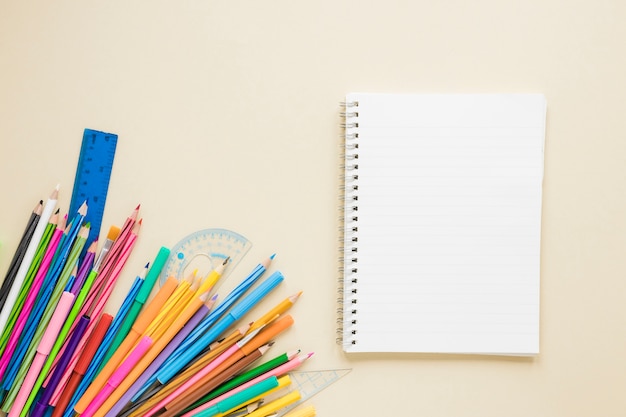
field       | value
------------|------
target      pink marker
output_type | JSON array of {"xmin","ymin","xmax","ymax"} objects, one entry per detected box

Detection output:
[
  {"xmin": 81, "ymin": 336, "xmax": 152, "ymax": 417},
  {"xmin": 8, "ymin": 291, "xmax": 75, "ymax": 417}
]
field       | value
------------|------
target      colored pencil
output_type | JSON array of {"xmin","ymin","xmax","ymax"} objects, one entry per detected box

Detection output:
[
  {"xmin": 244, "ymin": 389, "xmax": 301, "ymax": 417},
  {"xmin": 48, "ymin": 220, "xmax": 140, "ymax": 408},
  {"xmin": 0, "ymin": 186, "xmax": 58, "ymax": 344},
  {"xmin": 8, "ymin": 291, "xmax": 75, "ymax": 417},
  {"xmin": 0, "ymin": 208, "xmax": 57, "ymax": 360},
  {"xmin": 44, "ymin": 225, "xmax": 119, "ymax": 395},
  {"xmin": 0, "ymin": 200, "xmax": 42, "ymax": 309},
  {"xmin": 249, "ymin": 291, "xmax": 302, "ymax": 332},
  {"xmin": 1, "ymin": 223, "xmax": 88, "ymax": 411},
  {"xmin": 0, "ymin": 213, "xmax": 64, "ymax": 380},
  {"xmin": 28, "ymin": 239, "xmax": 97, "ymax": 400}
]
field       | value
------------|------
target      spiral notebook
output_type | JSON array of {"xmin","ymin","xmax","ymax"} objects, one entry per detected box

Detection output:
[{"xmin": 339, "ymin": 93, "xmax": 546, "ymax": 355}]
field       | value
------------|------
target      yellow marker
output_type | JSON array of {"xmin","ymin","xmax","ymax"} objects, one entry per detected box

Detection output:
[{"xmin": 239, "ymin": 384, "xmax": 300, "ymax": 417}]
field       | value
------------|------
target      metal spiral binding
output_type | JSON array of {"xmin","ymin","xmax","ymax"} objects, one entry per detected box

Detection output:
[{"xmin": 337, "ymin": 100, "xmax": 360, "ymax": 348}]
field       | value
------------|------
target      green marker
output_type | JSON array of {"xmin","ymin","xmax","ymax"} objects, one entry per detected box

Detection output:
[
  {"xmin": 195, "ymin": 376, "xmax": 279, "ymax": 417},
  {"xmin": 3, "ymin": 224, "xmax": 89, "ymax": 412},
  {"xmin": 0, "ymin": 217, "xmax": 55, "ymax": 355},
  {"xmin": 183, "ymin": 350, "xmax": 296, "ymax": 414},
  {"xmin": 98, "ymin": 246, "xmax": 170, "ymax": 372}
]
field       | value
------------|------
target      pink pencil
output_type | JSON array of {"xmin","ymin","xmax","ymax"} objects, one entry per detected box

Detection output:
[
  {"xmin": 0, "ymin": 215, "xmax": 65, "ymax": 380},
  {"xmin": 179, "ymin": 352, "xmax": 314, "ymax": 417},
  {"xmin": 49, "ymin": 221, "xmax": 141, "ymax": 405},
  {"xmin": 81, "ymin": 336, "xmax": 152, "ymax": 417},
  {"xmin": 8, "ymin": 291, "xmax": 75, "ymax": 417}
]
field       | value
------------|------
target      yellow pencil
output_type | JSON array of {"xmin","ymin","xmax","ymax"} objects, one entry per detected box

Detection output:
[
  {"xmin": 243, "ymin": 389, "xmax": 301, "ymax": 417},
  {"xmin": 194, "ymin": 257, "xmax": 229, "ymax": 298},
  {"xmin": 249, "ymin": 291, "xmax": 302, "ymax": 332}
]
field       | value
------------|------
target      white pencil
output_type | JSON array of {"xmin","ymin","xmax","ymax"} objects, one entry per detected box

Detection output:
[{"xmin": 0, "ymin": 185, "xmax": 59, "ymax": 335}]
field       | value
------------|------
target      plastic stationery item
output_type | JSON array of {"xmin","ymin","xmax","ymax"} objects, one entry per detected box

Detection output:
[
  {"xmin": 159, "ymin": 228, "xmax": 252, "ymax": 286},
  {"xmin": 68, "ymin": 128, "xmax": 118, "ymax": 247},
  {"xmin": 278, "ymin": 369, "xmax": 351, "ymax": 416}
]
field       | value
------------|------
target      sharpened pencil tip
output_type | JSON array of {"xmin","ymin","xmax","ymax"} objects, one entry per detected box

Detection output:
[
  {"xmin": 222, "ymin": 256, "xmax": 230, "ymax": 266},
  {"xmin": 270, "ymin": 253, "xmax": 276, "ymax": 260},
  {"xmin": 145, "ymin": 262, "xmax": 150, "ymax": 268}
]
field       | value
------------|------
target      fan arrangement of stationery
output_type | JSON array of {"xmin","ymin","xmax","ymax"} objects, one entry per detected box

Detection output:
[{"xmin": 0, "ymin": 131, "xmax": 317, "ymax": 417}]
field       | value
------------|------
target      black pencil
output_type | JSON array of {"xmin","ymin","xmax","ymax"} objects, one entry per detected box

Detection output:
[{"xmin": 0, "ymin": 200, "xmax": 43, "ymax": 307}]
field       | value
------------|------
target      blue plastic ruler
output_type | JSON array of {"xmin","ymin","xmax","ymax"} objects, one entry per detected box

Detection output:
[
  {"xmin": 69, "ymin": 128, "xmax": 118, "ymax": 247},
  {"xmin": 159, "ymin": 228, "xmax": 253, "ymax": 286}
]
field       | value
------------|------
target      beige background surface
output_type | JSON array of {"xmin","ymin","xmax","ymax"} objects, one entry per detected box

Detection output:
[{"xmin": 1, "ymin": 1, "xmax": 625, "ymax": 416}]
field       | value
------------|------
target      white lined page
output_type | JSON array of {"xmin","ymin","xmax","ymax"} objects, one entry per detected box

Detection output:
[{"xmin": 342, "ymin": 93, "xmax": 546, "ymax": 354}]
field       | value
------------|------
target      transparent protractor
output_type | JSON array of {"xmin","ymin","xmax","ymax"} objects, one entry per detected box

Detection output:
[{"xmin": 159, "ymin": 228, "xmax": 252, "ymax": 286}]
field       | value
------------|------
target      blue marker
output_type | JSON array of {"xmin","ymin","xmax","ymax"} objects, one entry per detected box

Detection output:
[{"xmin": 156, "ymin": 270, "xmax": 284, "ymax": 385}]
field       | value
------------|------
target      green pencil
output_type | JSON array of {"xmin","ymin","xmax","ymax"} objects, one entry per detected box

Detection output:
[
  {"xmin": 179, "ymin": 350, "xmax": 299, "ymax": 416},
  {"xmin": 1, "ymin": 224, "xmax": 89, "ymax": 412},
  {"xmin": 0, "ymin": 211, "xmax": 57, "ymax": 355}
]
